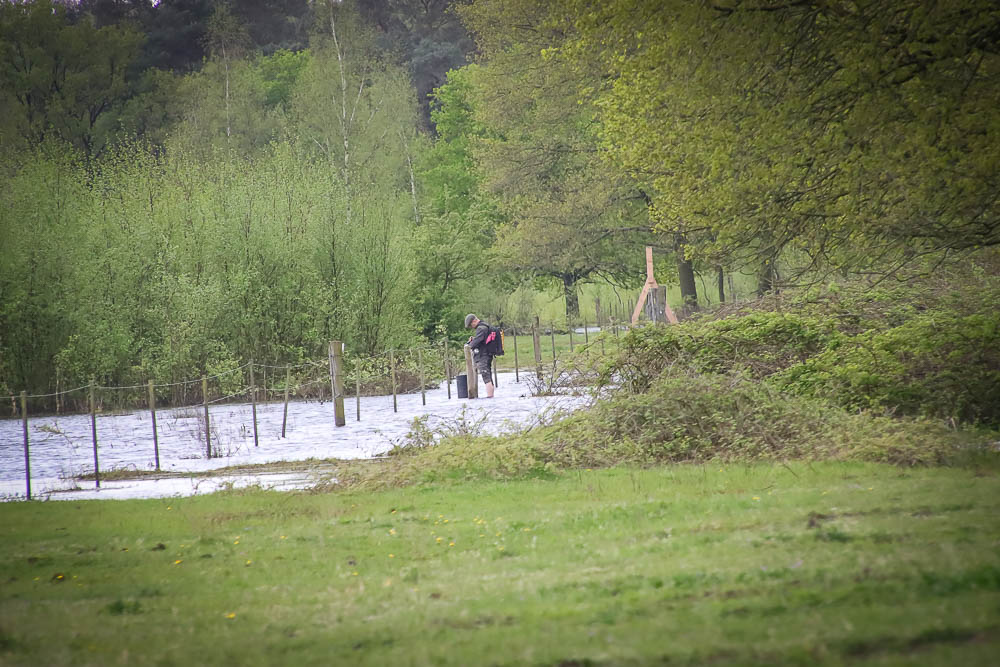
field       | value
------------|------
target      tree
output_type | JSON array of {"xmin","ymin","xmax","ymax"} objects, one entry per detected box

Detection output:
[
  {"xmin": 558, "ymin": 0, "xmax": 1000, "ymax": 289},
  {"xmin": 291, "ymin": 1, "xmax": 422, "ymax": 354},
  {"xmin": 0, "ymin": 0, "xmax": 143, "ymax": 156},
  {"xmin": 202, "ymin": 1, "xmax": 252, "ymax": 141},
  {"xmin": 458, "ymin": 1, "xmax": 654, "ymax": 319}
]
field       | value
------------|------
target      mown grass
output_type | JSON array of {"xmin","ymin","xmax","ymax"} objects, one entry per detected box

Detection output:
[{"xmin": 2, "ymin": 462, "xmax": 999, "ymax": 666}]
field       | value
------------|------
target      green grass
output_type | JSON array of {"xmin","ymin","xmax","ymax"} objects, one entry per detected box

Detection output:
[
  {"xmin": 2, "ymin": 462, "xmax": 999, "ymax": 665},
  {"xmin": 495, "ymin": 329, "xmax": 621, "ymax": 372}
]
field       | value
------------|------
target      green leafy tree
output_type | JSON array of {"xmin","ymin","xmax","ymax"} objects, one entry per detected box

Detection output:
[
  {"xmin": 0, "ymin": 0, "xmax": 143, "ymax": 156},
  {"xmin": 557, "ymin": 0, "xmax": 1000, "ymax": 289},
  {"xmin": 459, "ymin": 0, "xmax": 654, "ymax": 319}
]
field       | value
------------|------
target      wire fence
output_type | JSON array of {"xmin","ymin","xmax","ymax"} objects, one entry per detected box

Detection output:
[{"xmin": 2, "ymin": 322, "xmax": 631, "ymax": 500}]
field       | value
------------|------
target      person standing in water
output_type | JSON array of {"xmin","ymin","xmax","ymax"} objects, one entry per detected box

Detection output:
[{"xmin": 464, "ymin": 313, "xmax": 495, "ymax": 398}]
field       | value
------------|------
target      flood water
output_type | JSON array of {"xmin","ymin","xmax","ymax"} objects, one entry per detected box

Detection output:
[{"xmin": 0, "ymin": 372, "xmax": 586, "ymax": 501}]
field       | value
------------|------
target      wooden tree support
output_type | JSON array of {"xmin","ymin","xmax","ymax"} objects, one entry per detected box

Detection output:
[{"xmin": 631, "ymin": 246, "xmax": 678, "ymax": 325}]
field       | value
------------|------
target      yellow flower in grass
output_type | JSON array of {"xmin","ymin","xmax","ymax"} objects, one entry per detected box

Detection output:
[
  {"xmin": 245, "ymin": 560, "xmax": 252, "ymax": 566},
  {"xmin": 436, "ymin": 537, "xmax": 443, "ymax": 543},
  {"xmin": 449, "ymin": 542, "xmax": 455, "ymax": 547},
  {"xmin": 752, "ymin": 496, "xmax": 760, "ymax": 501},
  {"xmin": 389, "ymin": 554, "xmax": 395, "ymax": 558},
  {"xmin": 173, "ymin": 560, "xmax": 183, "ymax": 565},
  {"xmin": 225, "ymin": 612, "xmax": 236, "ymax": 619}
]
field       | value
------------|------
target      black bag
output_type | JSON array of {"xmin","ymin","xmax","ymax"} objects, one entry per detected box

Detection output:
[{"xmin": 484, "ymin": 325, "xmax": 505, "ymax": 356}]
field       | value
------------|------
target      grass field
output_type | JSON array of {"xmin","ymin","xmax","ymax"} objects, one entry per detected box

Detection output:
[
  {"xmin": 2, "ymin": 462, "xmax": 999, "ymax": 666},
  {"xmin": 494, "ymin": 328, "xmax": 620, "ymax": 373}
]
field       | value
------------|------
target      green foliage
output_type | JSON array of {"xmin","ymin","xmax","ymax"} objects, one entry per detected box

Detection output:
[
  {"xmin": 0, "ymin": 0, "xmax": 143, "ymax": 156},
  {"xmin": 534, "ymin": 372, "xmax": 974, "ymax": 469},
  {"xmin": 459, "ymin": 0, "xmax": 1000, "ymax": 289},
  {"xmin": 775, "ymin": 312, "xmax": 1000, "ymax": 426},
  {"xmin": 597, "ymin": 265, "xmax": 1000, "ymax": 427},
  {"xmin": 605, "ymin": 312, "xmax": 841, "ymax": 393},
  {"xmin": 257, "ymin": 49, "xmax": 310, "ymax": 109}
]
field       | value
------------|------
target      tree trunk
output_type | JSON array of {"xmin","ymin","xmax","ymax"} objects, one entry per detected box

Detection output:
[
  {"xmin": 757, "ymin": 257, "xmax": 778, "ymax": 296},
  {"xmin": 673, "ymin": 234, "xmax": 698, "ymax": 313},
  {"xmin": 716, "ymin": 266, "xmax": 725, "ymax": 303},
  {"xmin": 562, "ymin": 273, "xmax": 580, "ymax": 320}
]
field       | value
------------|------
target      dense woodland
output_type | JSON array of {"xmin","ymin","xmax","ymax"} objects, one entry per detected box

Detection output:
[{"xmin": 1, "ymin": 0, "xmax": 998, "ymax": 405}]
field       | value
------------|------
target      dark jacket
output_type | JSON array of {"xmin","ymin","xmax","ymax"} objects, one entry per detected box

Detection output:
[{"xmin": 469, "ymin": 321, "xmax": 492, "ymax": 353}]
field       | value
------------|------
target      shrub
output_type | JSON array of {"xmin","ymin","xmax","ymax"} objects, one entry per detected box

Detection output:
[
  {"xmin": 535, "ymin": 371, "xmax": 974, "ymax": 467},
  {"xmin": 774, "ymin": 312, "xmax": 1000, "ymax": 426},
  {"xmin": 322, "ymin": 370, "xmax": 983, "ymax": 492},
  {"xmin": 603, "ymin": 312, "xmax": 841, "ymax": 392}
]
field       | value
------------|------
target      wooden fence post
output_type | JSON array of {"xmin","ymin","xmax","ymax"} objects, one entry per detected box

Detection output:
[
  {"xmin": 390, "ymin": 349, "xmax": 398, "ymax": 412},
  {"xmin": 464, "ymin": 344, "xmax": 478, "ymax": 399},
  {"xmin": 444, "ymin": 339, "xmax": 452, "ymax": 399},
  {"xmin": 418, "ymin": 347, "xmax": 426, "ymax": 406},
  {"xmin": 282, "ymin": 367, "xmax": 291, "ymax": 438},
  {"xmin": 356, "ymin": 364, "xmax": 361, "ymax": 421},
  {"xmin": 148, "ymin": 380, "xmax": 160, "ymax": 471},
  {"xmin": 512, "ymin": 326, "xmax": 520, "ymax": 383},
  {"xmin": 203, "ymin": 376, "xmax": 211, "ymax": 459},
  {"xmin": 330, "ymin": 341, "xmax": 346, "ymax": 426},
  {"xmin": 532, "ymin": 316, "xmax": 542, "ymax": 380},
  {"xmin": 550, "ymin": 325, "xmax": 557, "ymax": 361},
  {"xmin": 249, "ymin": 361, "xmax": 259, "ymax": 447},
  {"xmin": 21, "ymin": 391, "xmax": 30, "ymax": 500},
  {"xmin": 583, "ymin": 315, "xmax": 589, "ymax": 344},
  {"xmin": 89, "ymin": 380, "xmax": 100, "ymax": 489},
  {"xmin": 569, "ymin": 324, "xmax": 574, "ymax": 352}
]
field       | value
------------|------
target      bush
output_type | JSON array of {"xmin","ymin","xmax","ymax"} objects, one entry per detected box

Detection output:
[
  {"xmin": 774, "ymin": 312, "xmax": 1000, "ymax": 426},
  {"xmin": 535, "ymin": 371, "xmax": 973, "ymax": 468},
  {"xmin": 322, "ymin": 370, "xmax": 985, "ymax": 492},
  {"xmin": 604, "ymin": 312, "xmax": 841, "ymax": 392}
]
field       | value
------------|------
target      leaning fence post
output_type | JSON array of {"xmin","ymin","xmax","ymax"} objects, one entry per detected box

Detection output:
[
  {"xmin": 390, "ymin": 349, "xmax": 398, "ymax": 412},
  {"xmin": 148, "ymin": 380, "xmax": 160, "ymax": 471},
  {"xmin": 418, "ymin": 347, "xmax": 426, "ymax": 406},
  {"xmin": 550, "ymin": 325, "xmax": 557, "ymax": 361},
  {"xmin": 202, "ymin": 376, "xmax": 211, "ymax": 459},
  {"xmin": 356, "ymin": 363, "xmax": 361, "ymax": 421},
  {"xmin": 584, "ymin": 315, "xmax": 589, "ymax": 344},
  {"xmin": 282, "ymin": 366, "xmax": 291, "ymax": 438},
  {"xmin": 89, "ymin": 380, "xmax": 100, "ymax": 489},
  {"xmin": 249, "ymin": 361, "xmax": 259, "ymax": 446},
  {"xmin": 330, "ymin": 341, "xmax": 346, "ymax": 427},
  {"xmin": 21, "ymin": 391, "xmax": 30, "ymax": 500},
  {"xmin": 569, "ymin": 323, "xmax": 574, "ymax": 352}
]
